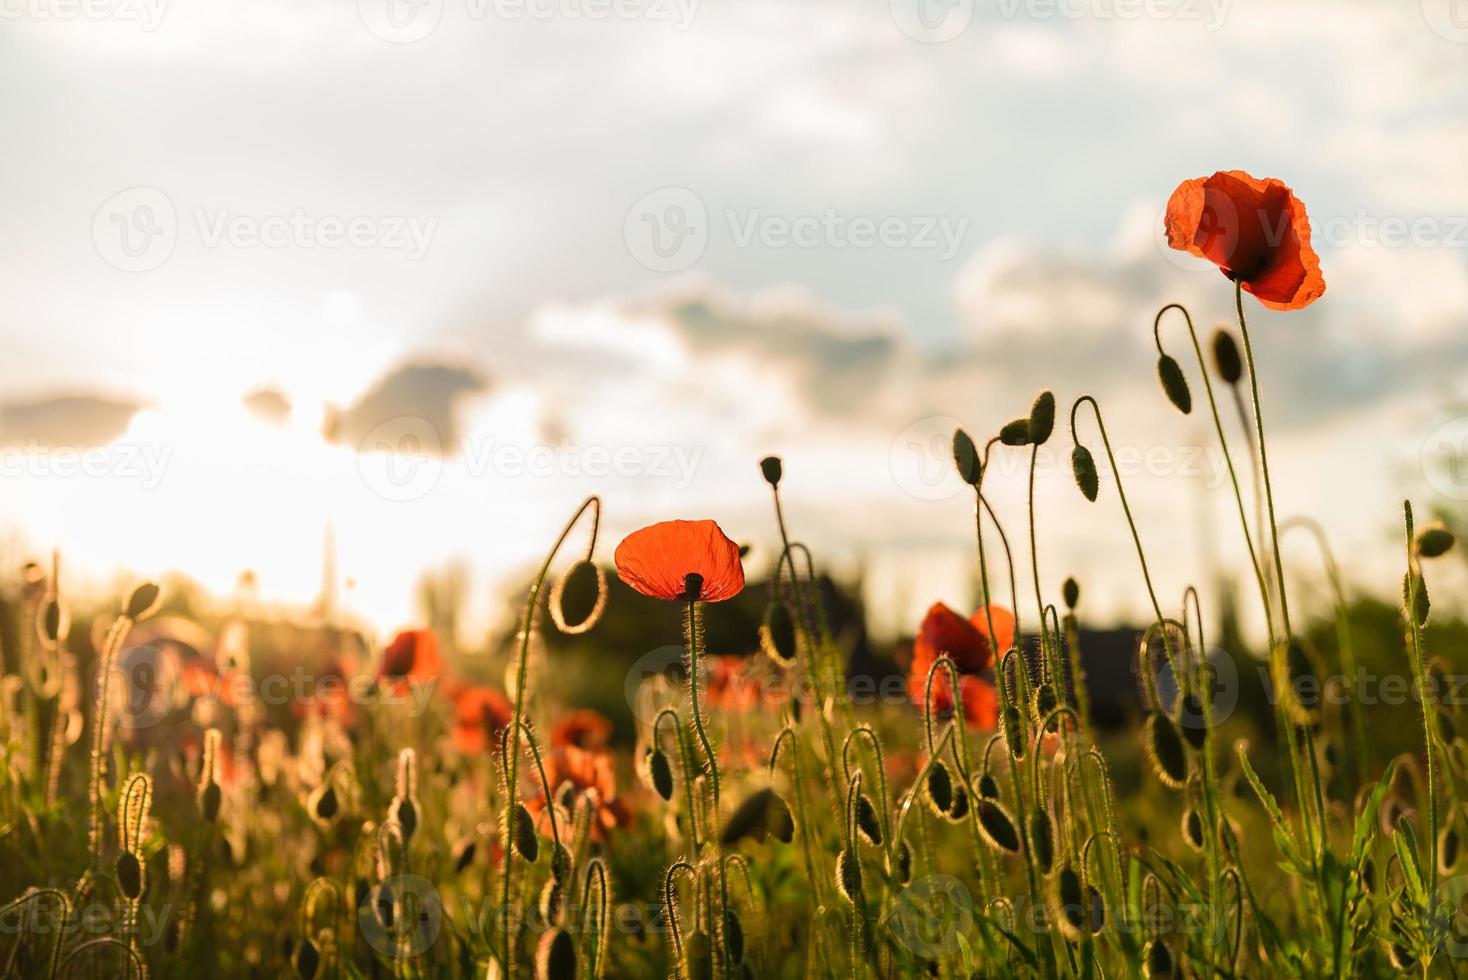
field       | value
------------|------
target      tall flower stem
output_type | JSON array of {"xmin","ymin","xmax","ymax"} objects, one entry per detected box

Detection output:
[
  {"xmin": 499, "ymin": 496, "xmax": 600, "ymax": 979},
  {"xmin": 685, "ymin": 594, "xmax": 732, "ymax": 980},
  {"xmin": 88, "ymin": 612, "xmax": 136, "ymax": 870},
  {"xmin": 771, "ymin": 727, "xmax": 825, "ymax": 906},
  {"xmin": 1154, "ymin": 303, "xmax": 1275, "ymax": 647},
  {"xmin": 1403, "ymin": 502, "xmax": 1438, "ymax": 894}
]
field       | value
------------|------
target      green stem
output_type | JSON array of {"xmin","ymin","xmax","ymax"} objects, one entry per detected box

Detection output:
[
  {"xmin": 685, "ymin": 598, "xmax": 731, "ymax": 980},
  {"xmin": 1404, "ymin": 502, "xmax": 1438, "ymax": 896}
]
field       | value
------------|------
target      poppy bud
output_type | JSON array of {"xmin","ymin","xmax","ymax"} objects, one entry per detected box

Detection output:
[
  {"xmin": 1003, "ymin": 706, "xmax": 1026, "ymax": 760},
  {"xmin": 1051, "ymin": 866, "xmax": 1085, "ymax": 941},
  {"xmin": 1084, "ymin": 884, "xmax": 1105, "ymax": 934},
  {"xmin": 759, "ymin": 456, "xmax": 783, "ymax": 488},
  {"xmin": 893, "ymin": 839, "xmax": 913, "ymax": 885},
  {"xmin": 952, "ymin": 428, "xmax": 982, "ymax": 485},
  {"xmin": 1143, "ymin": 939, "xmax": 1174, "ymax": 978},
  {"xmin": 116, "ymin": 851, "xmax": 145, "ymax": 900},
  {"xmin": 976, "ymin": 799, "xmax": 1020, "ymax": 853},
  {"xmin": 390, "ymin": 796, "xmax": 417, "ymax": 841},
  {"xmin": 835, "ymin": 849, "xmax": 861, "ymax": 903},
  {"xmin": 1272, "ymin": 639, "xmax": 1320, "ymax": 725},
  {"xmin": 550, "ymin": 843, "xmax": 572, "ymax": 885},
  {"xmin": 199, "ymin": 782, "xmax": 222, "ymax": 823},
  {"xmin": 646, "ymin": 748, "xmax": 675, "ymax": 802},
  {"xmin": 946, "ymin": 786, "xmax": 969, "ymax": 823},
  {"xmin": 1417, "ymin": 525, "xmax": 1455, "ymax": 559},
  {"xmin": 724, "ymin": 910, "xmax": 745, "ymax": 966},
  {"xmin": 1062, "ymin": 577, "xmax": 1079, "ymax": 610},
  {"xmin": 511, "ymin": 803, "xmax": 539, "ymax": 862},
  {"xmin": 549, "ymin": 560, "xmax": 607, "ymax": 635},
  {"xmin": 294, "ymin": 938, "xmax": 321, "ymax": 980},
  {"xmin": 1177, "ymin": 690, "xmax": 1208, "ymax": 749},
  {"xmin": 924, "ymin": 762, "xmax": 954, "ymax": 816},
  {"xmin": 1441, "ymin": 823, "xmax": 1461, "ymax": 874},
  {"xmin": 681, "ymin": 573, "xmax": 704, "ymax": 602},
  {"xmin": 1157, "ymin": 355, "xmax": 1192, "ymax": 415},
  {"xmin": 759, "ymin": 602, "xmax": 798, "ymax": 667},
  {"xmin": 1211, "ymin": 330, "xmax": 1243, "ymax": 384},
  {"xmin": 310, "ymin": 783, "xmax": 339, "ymax": 823},
  {"xmin": 126, "ymin": 582, "xmax": 161, "ymax": 621},
  {"xmin": 976, "ymin": 772, "xmax": 999, "ymax": 800},
  {"xmin": 1143, "ymin": 712, "xmax": 1188, "ymax": 789},
  {"xmin": 535, "ymin": 927, "xmax": 576, "ymax": 980},
  {"xmin": 855, "ymin": 794, "xmax": 883, "ymax": 846},
  {"xmin": 539, "ymin": 878, "xmax": 564, "ymax": 924},
  {"xmin": 771, "ymin": 793, "xmax": 796, "ymax": 844},
  {"xmin": 1033, "ymin": 683, "xmax": 1059, "ymax": 731},
  {"xmin": 998, "ymin": 418, "xmax": 1030, "ymax": 446},
  {"xmin": 1071, "ymin": 446, "xmax": 1099, "ymax": 502},
  {"xmin": 1181, "ymin": 808, "xmax": 1204, "ymax": 852},
  {"xmin": 41, "ymin": 599, "xmax": 65, "ymax": 645},
  {"xmin": 453, "ymin": 837, "xmax": 477, "ymax": 874},
  {"xmin": 1029, "ymin": 810, "xmax": 1055, "ymax": 874},
  {"xmin": 1029, "ymin": 391, "xmax": 1056, "ymax": 445}
]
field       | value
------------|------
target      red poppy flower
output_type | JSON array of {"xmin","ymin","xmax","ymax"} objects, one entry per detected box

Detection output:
[
  {"xmin": 527, "ymin": 746, "xmax": 632, "ymax": 841},
  {"xmin": 908, "ymin": 641, "xmax": 1000, "ymax": 730},
  {"xmin": 377, "ymin": 629, "xmax": 442, "ymax": 692},
  {"xmin": 1165, "ymin": 170, "xmax": 1325, "ymax": 311},
  {"xmin": 614, "ymin": 520, "xmax": 745, "ymax": 602},
  {"xmin": 451, "ymin": 685, "xmax": 513, "ymax": 754},
  {"xmin": 914, "ymin": 602, "xmax": 1007, "ymax": 675},
  {"xmin": 551, "ymin": 708, "xmax": 614, "ymax": 750}
]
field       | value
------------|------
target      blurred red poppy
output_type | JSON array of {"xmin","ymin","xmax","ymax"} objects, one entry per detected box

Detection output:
[
  {"xmin": 614, "ymin": 520, "xmax": 745, "ymax": 602},
  {"xmin": 914, "ymin": 602, "xmax": 1012, "ymax": 675},
  {"xmin": 527, "ymin": 745, "xmax": 631, "ymax": 840},
  {"xmin": 705, "ymin": 655, "xmax": 763, "ymax": 713},
  {"xmin": 551, "ymin": 708, "xmax": 614, "ymax": 750},
  {"xmin": 451, "ymin": 685, "xmax": 513, "ymax": 754},
  {"xmin": 1165, "ymin": 170, "xmax": 1325, "ymax": 311},
  {"xmin": 377, "ymin": 629, "xmax": 442, "ymax": 693},
  {"xmin": 908, "ymin": 640, "xmax": 1000, "ymax": 730}
]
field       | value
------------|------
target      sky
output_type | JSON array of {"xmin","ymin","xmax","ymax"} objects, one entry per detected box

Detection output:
[{"xmin": 3, "ymin": 0, "xmax": 1468, "ymax": 642}]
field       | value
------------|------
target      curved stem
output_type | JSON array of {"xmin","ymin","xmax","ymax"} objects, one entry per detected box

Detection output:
[
  {"xmin": 656, "ymin": 708, "xmax": 704, "ymax": 852},
  {"xmin": 499, "ymin": 496, "xmax": 600, "ymax": 979}
]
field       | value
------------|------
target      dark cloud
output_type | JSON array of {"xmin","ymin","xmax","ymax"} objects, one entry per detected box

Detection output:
[
  {"xmin": 324, "ymin": 362, "xmax": 488, "ymax": 455},
  {"xmin": 0, "ymin": 394, "xmax": 144, "ymax": 448}
]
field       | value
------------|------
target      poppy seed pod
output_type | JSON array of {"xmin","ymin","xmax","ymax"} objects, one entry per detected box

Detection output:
[
  {"xmin": 549, "ymin": 560, "xmax": 607, "ymax": 635},
  {"xmin": 1062, "ymin": 577, "xmax": 1080, "ymax": 610},
  {"xmin": 126, "ymin": 581, "xmax": 162, "ymax": 621},
  {"xmin": 1072, "ymin": 446, "xmax": 1099, "ymax": 502},
  {"xmin": 771, "ymin": 793, "xmax": 796, "ymax": 844},
  {"xmin": 1033, "ymin": 683, "xmax": 1059, "ymax": 731},
  {"xmin": 453, "ymin": 838, "xmax": 477, "ymax": 874},
  {"xmin": 535, "ymin": 927, "xmax": 577, "ymax": 980},
  {"xmin": 539, "ymin": 878, "xmax": 564, "ymax": 925},
  {"xmin": 1211, "ymin": 330, "xmax": 1243, "ymax": 384},
  {"xmin": 646, "ymin": 748, "xmax": 675, "ymax": 802},
  {"xmin": 1143, "ymin": 713, "xmax": 1188, "ymax": 789},
  {"xmin": 1157, "ymin": 355, "xmax": 1192, "ymax": 415},
  {"xmin": 759, "ymin": 455, "xmax": 783, "ymax": 488},
  {"xmin": 1177, "ymin": 691, "xmax": 1208, "ymax": 750},
  {"xmin": 1029, "ymin": 391, "xmax": 1056, "ymax": 445},
  {"xmin": 976, "ymin": 772, "xmax": 999, "ymax": 800},
  {"xmin": 199, "ymin": 782, "xmax": 222, "ymax": 823},
  {"xmin": 1417, "ymin": 525, "xmax": 1455, "ymax": 559},
  {"xmin": 1182, "ymin": 808, "xmax": 1205, "ymax": 852},
  {"xmin": 925, "ymin": 762, "xmax": 954, "ymax": 816},
  {"xmin": 1003, "ymin": 706, "xmax": 1026, "ymax": 760},
  {"xmin": 855, "ymin": 794, "xmax": 883, "ymax": 846},
  {"xmin": 998, "ymin": 418, "xmax": 1031, "ymax": 447},
  {"xmin": 759, "ymin": 601, "xmax": 798, "ymax": 667},
  {"xmin": 976, "ymin": 799, "xmax": 1020, "ymax": 853},
  {"xmin": 952, "ymin": 428, "xmax": 982, "ymax": 485},
  {"xmin": 1272, "ymin": 639, "xmax": 1320, "ymax": 725}
]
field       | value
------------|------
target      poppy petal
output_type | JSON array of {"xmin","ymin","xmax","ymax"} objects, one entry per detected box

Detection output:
[{"xmin": 614, "ymin": 519, "xmax": 745, "ymax": 602}]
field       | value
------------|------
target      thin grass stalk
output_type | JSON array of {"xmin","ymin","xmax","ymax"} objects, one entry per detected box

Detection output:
[{"xmin": 1403, "ymin": 502, "xmax": 1438, "ymax": 896}]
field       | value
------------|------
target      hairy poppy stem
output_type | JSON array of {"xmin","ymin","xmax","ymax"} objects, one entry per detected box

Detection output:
[
  {"xmin": 770, "ymin": 727, "xmax": 825, "ymax": 906},
  {"xmin": 1403, "ymin": 502, "xmax": 1438, "ymax": 896},
  {"xmin": 684, "ymin": 597, "xmax": 732, "ymax": 980},
  {"xmin": 88, "ymin": 612, "xmax": 136, "ymax": 871},
  {"xmin": 1154, "ymin": 303, "xmax": 1275, "ymax": 647},
  {"xmin": 499, "ymin": 495, "xmax": 600, "ymax": 980},
  {"xmin": 656, "ymin": 708, "xmax": 704, "ymax": 853}
]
